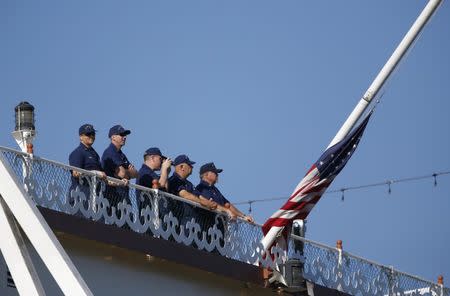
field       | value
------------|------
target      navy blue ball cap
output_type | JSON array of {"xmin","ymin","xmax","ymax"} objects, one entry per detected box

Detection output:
[
  {"xmin": 173, "ymin": 154, "xmax": 195, "ymax": 166},
  {"xmin": 144, "ymin": 147, "xmax": 166, "ymax": 159},
  {"xmin": 108, "ymin": 125, "xmax": 131, "ymax": 137},
  {"xmin": 200, "ymin": 162, "xmax": 223, "ymax": 175},
  {"xmin": 79, "ymin": 124, "xmax": 96, "ymax": 135}
]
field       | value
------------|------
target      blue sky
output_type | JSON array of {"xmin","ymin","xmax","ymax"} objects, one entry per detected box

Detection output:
[{"xmin": 2, "ymin": 0, "xmax": 449, "ymax": 284}]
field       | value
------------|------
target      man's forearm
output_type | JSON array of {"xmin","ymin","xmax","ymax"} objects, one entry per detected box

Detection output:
[
  {"xmin": 229, "ymin": 204, "xmax": 245, "ymax": 218},
  {"xmin": 159, "ymin": 170, "xmax": 169, "ymax": 190},
  {"xmin": 179, "ymin": 190, "xmax": 201, "ymax": 204},
  {"xmin": 216, "ymin": 204, "xmax": 231, "ymax": 215}
]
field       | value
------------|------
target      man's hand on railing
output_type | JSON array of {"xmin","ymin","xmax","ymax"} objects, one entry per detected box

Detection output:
[
  {"xmin": 242, "ymin": 215, "xmax": 254, "ymax": 223},
  {"xmin": 92, "ymin": 170, "xmax": 107, "ymax": 180},
  {"xmin": 72, "ymin": 169, "xmax": 107, "ymax": 180},
  {"xmin": 222, "ymin": 203, "xmax": 254, "ymax": 223},
  {"xmin": 226, "ymin": 209, "xmax": 238, "ymax": 221},
  {"xmin": 106, "ymin": 177, "xmax": 129, "ymax": 187},
  {"xmin": 230, "ymin": 211, "xmax": 254, "ymax": 223},
  {"xmin": 72, "ymin": 171, "xmax": 81, "ymax": 178}
]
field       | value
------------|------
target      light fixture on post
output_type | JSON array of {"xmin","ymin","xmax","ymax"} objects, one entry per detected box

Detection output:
[
  {"xmin": 279, "ymin": 219, "xmax": 307, "ymax": 293},
  {"xmin": 266, "ymin": 219, "xmax": 308, "ymax": 293},
  {"xmin": 12, "ymin": 101, "xmax": 36, "ymax": 154}
]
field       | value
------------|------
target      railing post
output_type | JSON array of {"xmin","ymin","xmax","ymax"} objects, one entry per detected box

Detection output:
[
  {"xmin": 336, "ymin": 240, "xmax": 343, "ymax": 266},
  {"xmin": 22, "ymin": 143, "xmax": 35, "ymax": 196},
  {"xmin": 151, "ymin": 180, "xmax": 161, "ymax": 234},
  {"xmin": 90, "ymin": 175, "xmax": 98, "ymax": 214},
  {"xmin": 292, "ymin": 220, "xmax": 306, "ymax": 286},
  {"xmin": 438, "ymin": 275, "xmax": 444, "ymax": 296},
  {"xmin": 292, "ymin": 220, "xmax": 306, "ymax": 255},
  {"xmin": 26, "ymin": 143, "xmax": 34, "ymax": 155},
  {"xmin": 386, "ymin": 266, "xmax": 397, "ymax": 296}
]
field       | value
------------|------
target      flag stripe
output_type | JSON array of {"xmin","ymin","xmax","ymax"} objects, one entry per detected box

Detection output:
[{"xmin": 262, "ymin": 112, "xmax": 373, "ymax": 250}]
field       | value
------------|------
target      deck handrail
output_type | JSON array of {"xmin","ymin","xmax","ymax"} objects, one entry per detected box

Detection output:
[{"xmin": 1, "ymin": 145, "xmax": 448, "ymax": 296}]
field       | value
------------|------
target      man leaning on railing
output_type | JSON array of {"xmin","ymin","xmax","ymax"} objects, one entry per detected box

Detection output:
[
  {"xmin": 196, "ymin": 162, "xmax": 254, "ymax": 223},
  {"xmin": 167, "ymin": 155, "xmax": 217, "ymax": 224}
]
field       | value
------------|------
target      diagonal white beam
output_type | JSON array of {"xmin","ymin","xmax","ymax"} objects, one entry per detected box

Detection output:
[
  {"xmin": 0, "ymin": 196, "xmax": 45, "ymax": 295},
  {"xmin": 0, "ymin": 154, "xmax": 93, "ymax": 295}
]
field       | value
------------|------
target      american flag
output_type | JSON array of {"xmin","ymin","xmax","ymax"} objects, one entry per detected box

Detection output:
[{"xmin": 262, "ymin": 112, "xmax": 373, "ymax": 249}]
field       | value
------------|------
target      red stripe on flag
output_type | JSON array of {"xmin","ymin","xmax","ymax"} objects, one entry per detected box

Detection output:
[
  {"xmin": 288, "ymin": 165, "xmax": 318, "ymax": 199},
  {"xmin": 281, "ymin": 194, "xmax": 322, "ymax": 211}
]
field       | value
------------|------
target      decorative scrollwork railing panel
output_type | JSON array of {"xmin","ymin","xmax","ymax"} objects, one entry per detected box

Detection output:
[
  {"xmin": 1, "ymin": 146, "xmax": 448, "ymax": 296},
  {"xmin": 289, "ymin": 235, "xmax": 449, "ymax": 296},
  {"xmin": 0, "ymin": 146, "xmax": 271, "ymax": 268}
]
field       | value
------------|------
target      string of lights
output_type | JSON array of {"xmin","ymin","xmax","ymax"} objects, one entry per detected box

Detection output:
[{"xmin": 235, "ymin": 170, "xmax": 450, "ymax": 213}]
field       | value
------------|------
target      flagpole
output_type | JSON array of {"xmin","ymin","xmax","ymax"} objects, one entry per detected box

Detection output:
[
  {"xmin": 262, "ymin": 0, "xmax": 444, "ymax": 253},
  {"xmin": 327, "ymin": 0, "xmax": 443, "ymax": 149}
]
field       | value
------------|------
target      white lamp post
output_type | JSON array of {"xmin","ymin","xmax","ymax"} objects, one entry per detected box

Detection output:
[{"xmin": 12, "ymin": 101, "xmax": 36, "ymax": 154}]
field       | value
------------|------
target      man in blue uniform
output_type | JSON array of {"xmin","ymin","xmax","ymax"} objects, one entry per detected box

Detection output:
[
  {"xmin": 137, "ymin": 147, "xmax": 172, "ymax": 214},
  {"xmin": 137, "ymin": 147, "xmax": 172, "ymax": 191},
  {"xmin": 196, "ymin": 162, "xmax": 254, "ymax": 223},
  {"xmin": 167, "ymin": 155, "xmax": 217, "ymax": 226},
  {"xmin": 68, "ymin": 124, "xmax": 106, "ymax": 214},
  {"xmin": 101, "ymin": 124, "xmax": 138, "ymax": 218}
]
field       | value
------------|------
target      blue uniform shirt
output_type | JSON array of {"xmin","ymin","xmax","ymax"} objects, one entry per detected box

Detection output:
[
  {"xmin": 137, "ymin": 164, "xmax": 159, "ymax": 188},
  {"xmin": 195, "ymin": 180, "xmax": 230, "ymax": 206},
  {"xmin": 101, "ymin": 143, "xmax": 130, "ymax": 178},
  {"xmin": 69, "ymin": 143, "xmax": 102, "ymax": 171},
  {"xmin": 167, "ymin": 173, "xmax": 201, "ymax": 224},
  {"xmin": 168, "ymin": 173, "xmax": 200, "ymax": 196},
  {"xmin": 68, "ymin": 143, "xmax": 102, "ymax": 195}
]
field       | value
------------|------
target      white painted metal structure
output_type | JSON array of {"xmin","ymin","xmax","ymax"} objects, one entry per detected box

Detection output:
[
  {"xmin": 0, "ymin": 198, "xmax": 45, "ymax": 295},
  {"xmin": 262, "ymin": 0, "xmax": 444, "ymax": 254},
  {"xmin": 0, "ymin": 154, "xmax": 93, "ymax": 295}
]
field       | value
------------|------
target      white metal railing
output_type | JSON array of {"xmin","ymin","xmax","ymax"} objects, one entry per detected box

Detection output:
[
  {"xmin": 0, "ymin": 145, "xmax": 447, "ymax": 296},
  {"xmin": 289, "ymin": 235, "xmax": 449, "ymax": 296},
  {"xmin": 0, "ymin": 146, "xmax": 266, "ymax": 265}
]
